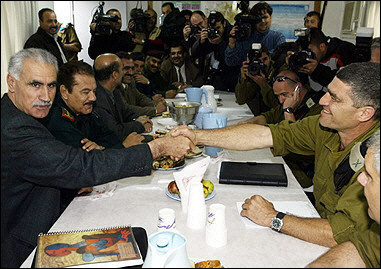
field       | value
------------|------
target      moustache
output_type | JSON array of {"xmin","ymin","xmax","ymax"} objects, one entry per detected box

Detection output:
[
  {"xmin": 84, "ymin": 101, "xmax": 95, "ymax": 106},
  {"xmin": 172, "ymin": 57, "xmax": 181, "ymax": 61},
  {"xmin": 33, "ymin": 101, "xmax": 52, "ymax": 107}
]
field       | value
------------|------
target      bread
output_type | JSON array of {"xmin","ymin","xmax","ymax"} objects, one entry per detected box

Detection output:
[{"xmin": 195, "ymin": 260, "xmax": 223, "ymax": 268}]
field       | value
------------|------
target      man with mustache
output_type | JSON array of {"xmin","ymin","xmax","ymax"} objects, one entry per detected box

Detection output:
[
  {"xmin": 1, "ymin": 48, "xmax": 195, "ymax": 268},
  {"xmin": 115, "ymin": 51, "xmax": 167, "ymax": 117},
  {"xmin": 24, "ymin": 8, "xmax": 68, "ymax": 67},
  {"xmin": 171, "ymin": 62, "xmax": 380, "ymax": 267},
  {"xmin": 160, "ymin": 42, "xmax": 204, "ymax": 93}
]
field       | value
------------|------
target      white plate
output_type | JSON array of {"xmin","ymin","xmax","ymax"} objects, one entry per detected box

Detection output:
[{"xmin": 165, "ymin": 188, "xmax": 216, "ymax": 201}]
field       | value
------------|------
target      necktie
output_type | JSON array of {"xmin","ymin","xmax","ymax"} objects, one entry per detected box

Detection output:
[{"xmin": 178, "ymin": 68, "xmax": 184, "ymax": 83}]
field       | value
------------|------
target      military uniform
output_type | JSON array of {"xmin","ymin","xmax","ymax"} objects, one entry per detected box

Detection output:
[
  {"xmin": 262, "ymin": 89, "xmax": 324, "ymax": 188},
  {"xmin": 44, "ymin": 95, "xmax": 123, "ymax": 149},
  {"xmin": 57, "ymin": 23, "xmax": 82, "ymax": 61},
  {"xmin": 268, "ymin": 115, "xmax": 380, "ymax": 267},
  {"xmin": 235, "ymin": 61, "xmax": 279, "ymax": 116}
]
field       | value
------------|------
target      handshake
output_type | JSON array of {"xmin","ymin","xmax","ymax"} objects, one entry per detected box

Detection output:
[{"xmin": 147, "ymin": 126, "xmax": 198, "ymax": 161}]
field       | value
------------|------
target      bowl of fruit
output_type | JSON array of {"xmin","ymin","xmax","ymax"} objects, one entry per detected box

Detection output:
[{"xmin": 166, "ymin": 179, "xmax": 215, "ymax": 201}]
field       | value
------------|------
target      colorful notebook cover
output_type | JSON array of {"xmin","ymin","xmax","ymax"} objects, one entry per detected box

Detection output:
[{"xmin": 35, "ymin": 225, "xmax": 143, "ymax": 268}]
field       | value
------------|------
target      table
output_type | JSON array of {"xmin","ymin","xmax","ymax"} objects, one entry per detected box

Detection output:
[{"xmin": 21, "ymin": 91, "xmax": 329, "ymax": 268}]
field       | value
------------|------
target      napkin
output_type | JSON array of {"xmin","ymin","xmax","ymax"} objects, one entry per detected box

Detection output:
[
  {"xmin": 174, "ymin": 157, "xmax": 211, "ymax": 212},
  {"xmin": 75, "ymin": 182, "xmax": 118, "ymax": 201}
]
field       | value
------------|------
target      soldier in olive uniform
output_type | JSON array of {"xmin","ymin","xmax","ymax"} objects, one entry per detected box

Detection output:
[
  {"xmin": 238, "ymin": 70, "xmax": 325, "ymax": 189},
  {"xmin": 170, "ymin": 62, "xmax": 380, "ymax": 267}
]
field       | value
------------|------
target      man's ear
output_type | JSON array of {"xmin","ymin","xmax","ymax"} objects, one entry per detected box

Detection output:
[
  {"xmin": 60, "ymin": 85, "xmax": 69, "ymax": 100},
  {"xmin": 358, "ymin": 106, "xmax": 376, "ymax": 122},
  {"xmin": 7, "ymin": 74, "xmax": 16, "ymax": 93},
  {"xmin": 320, "ymin": 43, "xmax": 327, "ymax": 53}
]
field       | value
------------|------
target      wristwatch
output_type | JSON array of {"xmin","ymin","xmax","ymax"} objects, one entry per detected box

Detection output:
[
  {"xmin": 282, "ymin": 107, "xmax": 294, "ymax": 113},
  {"xmin": 271, "ymin": 212, "xmax": 286, "ymax": 232}
]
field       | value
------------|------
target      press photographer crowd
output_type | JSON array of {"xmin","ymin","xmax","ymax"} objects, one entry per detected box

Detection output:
[{"xmin": 1, "ymin": 0, "xmax": 380, "ymax": 268}]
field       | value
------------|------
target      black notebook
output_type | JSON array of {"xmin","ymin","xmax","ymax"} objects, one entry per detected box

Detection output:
[{"xmin": 219, "ymin": 161, "xmax": 288, "ymax": 187}]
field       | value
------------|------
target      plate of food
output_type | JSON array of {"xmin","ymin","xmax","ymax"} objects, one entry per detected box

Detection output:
[
  {"xmin": 166, "ymin": 179, "xmax": 216, "ymax": 201},
  {"xmin": 190, "ymin": 259, "xmax": 224, "ymax": 268},
  {"xmin": 185, "ymin": 146, "xmax": 203, "ymax": 158},
  {"xmin": 153, "ymin": 157, "xmax": 185, "ymax": 171}
]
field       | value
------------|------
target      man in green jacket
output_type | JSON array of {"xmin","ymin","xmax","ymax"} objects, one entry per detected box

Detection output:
[
  {"xmin": 234, "ymin": 44, "xmax": 281, "ymax": 115},
  {"xmin": 238, "ymin": 69, "xmax": 324, "ymax": 188},
  {"xmin": 170, "ymin": 62, "xmax": 380, "ymax": 267}
]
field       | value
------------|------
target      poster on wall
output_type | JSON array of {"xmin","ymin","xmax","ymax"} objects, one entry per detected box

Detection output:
[
  {"xmin": 270, "ymin": 4, "xmax": 310, "ymax": 41},
  {"xmin": 163, "ymin": 1, "xmax": 201, "ymax": 11}
]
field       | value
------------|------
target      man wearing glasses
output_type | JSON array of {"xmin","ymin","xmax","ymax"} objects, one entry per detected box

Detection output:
[
  {"xmin": 238, "ymin": 70, "xmax": 324, "ymax": 189},
  {"xmin": 170, "ymin": 62, "xmax": 380, "ymax": 267}
]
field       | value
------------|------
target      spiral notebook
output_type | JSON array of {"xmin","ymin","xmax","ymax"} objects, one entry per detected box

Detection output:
[
  {"xmin": 219, "ymin": 161, "xmax": 288, "ymax": 187},
  {"xmin": 35, "ymin": 225, "xmax": 143, "ymax": 268}
]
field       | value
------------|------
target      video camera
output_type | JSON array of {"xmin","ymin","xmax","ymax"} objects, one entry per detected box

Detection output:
[
  {"xmin": 91, "ymin": 1, "xmax": 119, "ymax": 35},
  {"xmin": 247, "ymin": 43, "xmax": 266, "ymax": 76},
  {"xmin": 234, "ymin": 1, "xmax": 262, "ymax": 41},
  {"xmin": 130, "ymin": 8, "xmax": 150, "ymax": 33}
]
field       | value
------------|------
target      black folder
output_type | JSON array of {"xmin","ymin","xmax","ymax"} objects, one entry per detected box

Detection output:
[{"xmin": 219, "ymin": 161, "xmax": 288, "ymax": 187}]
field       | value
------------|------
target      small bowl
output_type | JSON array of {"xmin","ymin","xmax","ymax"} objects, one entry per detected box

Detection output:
[{"xmin": 168, "ymin": 101, "xmax": 201, "ymax": 125}]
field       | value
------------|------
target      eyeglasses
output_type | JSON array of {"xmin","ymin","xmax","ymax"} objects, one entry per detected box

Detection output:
[{"xmin": 274, "ymin": 76, "xmax": 298, "ymax": 84}]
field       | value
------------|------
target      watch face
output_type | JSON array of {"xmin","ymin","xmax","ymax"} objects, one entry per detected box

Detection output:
[{"xmin": 272, "ymin": 218, "xmax": 282, "ymax": 231}]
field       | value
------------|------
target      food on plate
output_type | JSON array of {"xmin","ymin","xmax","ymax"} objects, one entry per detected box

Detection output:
[
  {"xmin": 194, "ymin": 260, "xmax": 224, "ymax": 268},
  {"xmin": 175, "ymin": 104, "xmax": 193, "ymax": 107},
  {"xmin": 155, "ymin": 129, "xmax": 168, "ymax": 136},
  {"xmin": 185, "ymin": 146, "xmax": 203, "ymax": 158},
  {"xmin": 168, "ymin": 179, "xmax": 214, "ymax": 198},
  {"xmin": 153, "ymin": 156, "xmax": 184, "ymax": 170},
  {"xmin": 162, "ymin": 111, "xmax": 171, "ymax": 118}
]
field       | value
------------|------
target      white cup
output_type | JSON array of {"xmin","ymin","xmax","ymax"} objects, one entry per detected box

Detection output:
[
  {"xmin": 205, "ymin": 204, "xmax": 227, "ymax": 247},
  {"xmin": 157, "ymin": 208, "xmax": 176, "ymax": 231},
  {"xmin": 186, "ymin": 182, "xmax": 206, "ymax": 230}
]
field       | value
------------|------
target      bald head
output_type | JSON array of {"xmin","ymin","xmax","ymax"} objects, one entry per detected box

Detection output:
[
  {"xmin": 278, "ymin": 70, "xmax": 300, "ymax": 87},
  {"xmin": 93, "ymin": 53, "xmax": 123, "ymax": 84}
]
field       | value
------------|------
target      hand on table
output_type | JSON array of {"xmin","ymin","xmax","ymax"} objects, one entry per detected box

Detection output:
[
  {"xmin": 77, "ymin": 187, "xmax": 93, "ymax": 196},
  {"xmin": 81, "ymin": 138, "xmax": 105, "ymax": 151},
  {"xmin": 152, "ymin": 94, "xmax": 164, "ymax": 103},
  {"xmin": 136, "ymin": 115, "xmax": 153, "ymax": 133},
  {"xmin": 240, "ymin": 195, "xmax": 278, "ymax": 227},
  {"xmin": 122, "ymin": 132, "xmax": 144, "ymax": 148}
]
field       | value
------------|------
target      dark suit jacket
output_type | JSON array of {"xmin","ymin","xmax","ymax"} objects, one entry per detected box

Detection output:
[
  {"xmin": 160, "ymin": 57, "xmax": 204, "ymax": 87},
  {"xmin": 24, "ymin": 27, "xmax": 68, "ymax": 67},
  {"xmin": 1, "ymin": 94, "xmax": 152, "ymax": 268},
  {"xmin": 93, "ymin": 82, "xmax": 145, "ymax": 141}
]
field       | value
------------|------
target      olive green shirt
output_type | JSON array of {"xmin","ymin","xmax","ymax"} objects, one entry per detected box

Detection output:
[{"xmin": 268, "ymin": 115, "xmax": 380, "ymax": 266}]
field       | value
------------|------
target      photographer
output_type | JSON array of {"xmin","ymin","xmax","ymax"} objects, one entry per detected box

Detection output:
[
  {"xmin": 191, "ymin": 11, "xmax": 239, "ymax": 92},
  {"xmin": 183, "ymin": 11, "xmax": 208, "ymax": 55},
  {"xmin": 235, "ymin": 44, "xmax": 280, "ymax": 115},
  {"xmin": 288, "ymin": 28, "xmax": 356, "ymax": 92},
  {"xmin": 88, "ymin": 7, "xmax": 135, "ymax": 60},
  {"xmin": 225, "ymin": 1, "xmax": 285, "ymax": 67},
  {"xmin": 158, "ymin": 4, "xmax": 186, "ymax": 49},
  {"xmin": 128, "ymin": 9, "xmax": 161, "ymax": 53}
]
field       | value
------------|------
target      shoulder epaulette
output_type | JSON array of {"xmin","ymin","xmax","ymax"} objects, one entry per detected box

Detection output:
[{"xmin": 61, "ymin": 107, "xmax": 74, "ymax": 122}]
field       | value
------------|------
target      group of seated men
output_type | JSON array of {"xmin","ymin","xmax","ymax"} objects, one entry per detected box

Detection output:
[{"xmin": 1, "ymin": 1, "xmax": 380, "ymax": 268}]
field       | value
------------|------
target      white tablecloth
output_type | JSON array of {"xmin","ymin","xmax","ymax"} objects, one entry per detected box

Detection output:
[{"xmin": 21, "ymin": 91, "xmax": 328, "ymax": 268}]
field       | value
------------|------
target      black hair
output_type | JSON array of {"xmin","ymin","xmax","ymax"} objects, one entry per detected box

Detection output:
[
  {"xmin": 115, "ymin": 51, "xmax": 133, "ymax": 60},
  {"xmin": 58, "ymin": 61, "xmax": 94, "ymax": 93},
  {"xmin": 251, "ymin": 1, "xmax": 273, "ymax": 17},
  {"xmin": 180, "ymin": 9, "xmax": 193, "ymax": 17},
  {"xmin": 38, "ymin": 8, "xmax": 54, "ymax": 21},
  {"xmin": 336, "ymin": 62, "xmax": 380, "ymax": 120},
  {"xmin": 305, "ymin": 11, "xmax": 321, "ymax": 29},
  {"xmin": 93, "ymin": 61, "xmax": 120, "ymax": 82},
  {"xmin": 162, "ymin": 2, "xmax": 174, "ymax": 10},
  {"xmin": 208, "ymin": 11, "xmax": 225, "ymax": 26},
  {"xmin": 309, "ymin": 28, "xmax": 328, "ymax": 47},
  {"xmin": 130, "ymin": 52, "xmax": 146, "ymax": 62}
]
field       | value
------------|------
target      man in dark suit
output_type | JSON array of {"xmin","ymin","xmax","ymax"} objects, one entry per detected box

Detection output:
[
  {"xmin": 160, "ymin": 41, "xmax": 204, "ymax": 93},
  {"xmin": 1, "ymin": 48, "xmax": 194, "ymax": 268},
  {"xmin": 92, "ymin": 53, "xmax": 153, "ymax": 142},
  {"xmin": 24, "ymin": 8, "xmax": 68, "ymax": 66}
]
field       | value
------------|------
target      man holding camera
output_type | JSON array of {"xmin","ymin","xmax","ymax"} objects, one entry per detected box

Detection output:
[
  {"xmin": 88, "ymin": 8, "xmax": 135, "ymax": 60},
  {"xmin": 288, "ymin": 28, "xmax": 356, "ymax": 92},
  {"xmin": 225, "ymin": 1, "xmax": 285, "ymax": 67},
  {"xmin": 191, "ymin": 11, "xmax": 239, "ymax": 92},
  {"xmin": 235, "ymin": 44, "xmax": 280, "ymax": 115}
]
